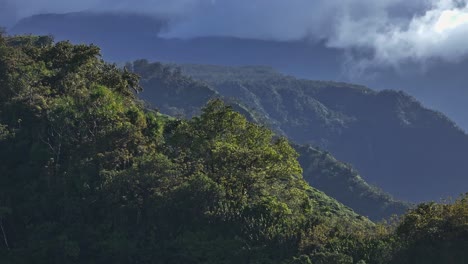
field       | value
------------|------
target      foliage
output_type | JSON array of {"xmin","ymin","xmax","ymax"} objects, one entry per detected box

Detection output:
[
  {"xmin": 391, "ymin": 195, "xmax": 468, "ymax": 264},
  {"xmin": 131, "ymin": 60, "xmax": 410, "ymax": 221},
  {"xmin": 175, "ymin": 63, "xmax": 468, "ymax": 203},
  {"xmin": 1, "ymin": 34, "xmax": 468, "ymax": 264},
  {"xmin": 128, "ymin": 59, "xmax": 217, "ymax": 118},
  {"xmin": 0, "ymin": 35, "xmax": 371, "ymax": 263}
]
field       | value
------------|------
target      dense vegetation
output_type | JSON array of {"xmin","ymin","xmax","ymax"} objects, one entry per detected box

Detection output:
[
  {"xmin": 1, "ymin": 35, "xmax": 468, "ymax": 263},
  {"xmin": 0, "ymin": 34, "xmax": 367, "ymax": 263},
  {"xmin": 129, "ymin": 60, "xmax": 409, "ymax": 221},
  {"xmin": 133, "ymin": 62, "xmax": 468, "ymax": 203}
]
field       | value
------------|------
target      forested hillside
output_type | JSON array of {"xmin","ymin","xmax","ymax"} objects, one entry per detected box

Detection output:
[
  {"xmin": 0, "ymin": 33, "xmax": 369, "ymax": 263},
  {"xmin": 296, "ymin": 145, "xmax": 408, "ymax": 221},
  {"xmin": 128, "ymin": 60, "xmax": 409, "ymax": 220},
  {"xmin": 134, "ymin": 62, "xmax": 468, "ymax": 203},
  {"xmin": 2, "ymin": 34, "xmax": 468, "ymax": 263}
]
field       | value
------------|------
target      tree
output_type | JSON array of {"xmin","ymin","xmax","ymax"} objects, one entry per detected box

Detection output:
[{"xmin": 392, "ymin": 195, "xmax": 468, "ymax": 264}]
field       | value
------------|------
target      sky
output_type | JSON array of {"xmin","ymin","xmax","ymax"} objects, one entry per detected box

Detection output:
[{"xmin": 1, "ymin": 0, "xmax": 468, "ymax": 67}]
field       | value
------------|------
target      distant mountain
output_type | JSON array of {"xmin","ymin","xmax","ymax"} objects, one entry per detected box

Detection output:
[
  {"xmin": 130, "ymin": 61, "xmax": 468, "ymax": 203},
  {"xmin": 176, "ymin": 64, "xmax": 468, "ymax": 202},
  {"xmin": 7, "ymin": 12, "xmax": 349, "ymax": 84},
  {"xmin": 128, "ymin": 60, "xmax": 410, "ymax": 220},
  {"xmin": 8, "ymin": 12, "xmax": 468, "ymax": 131}
]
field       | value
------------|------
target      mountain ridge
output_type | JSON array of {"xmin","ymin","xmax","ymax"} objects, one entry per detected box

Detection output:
[
  {"xmin": 128, "ymin": 60, "xmax": 411, "ymax": 220},
  {"xmin": 131, "ymin": 60, "xmax": 468, "ymax": 202}
]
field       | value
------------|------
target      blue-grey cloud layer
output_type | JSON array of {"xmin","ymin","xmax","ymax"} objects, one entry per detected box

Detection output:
[{"xmin": 2, "ymin": 0, "xmax": 468, "ymax": 66}]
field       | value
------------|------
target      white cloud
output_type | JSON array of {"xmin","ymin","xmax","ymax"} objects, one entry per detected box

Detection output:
[{"xmin": 327, "ymin": 0, "xmax": 468, "ymax": 66}]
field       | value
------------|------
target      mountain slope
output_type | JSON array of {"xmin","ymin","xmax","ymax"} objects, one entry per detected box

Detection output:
[
  {"xmin": 131, "ymin": 61, "xmax": 468, "ymax": 203},
  {"xmin": 177, "ymin": 64, "xmax": 468, "ymax": 202},
  {"xmin": 129, "ymin": 60, "xmax": 410, "ymax": 220},
  {"xmin": 296, "ymin": 145, "xmax": 409, "ymax": 220}
]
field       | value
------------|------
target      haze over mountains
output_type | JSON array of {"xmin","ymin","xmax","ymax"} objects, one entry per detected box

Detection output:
[{"xmin": 6, "ymin": 10, "xmax": 468, "ymax": 132}]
